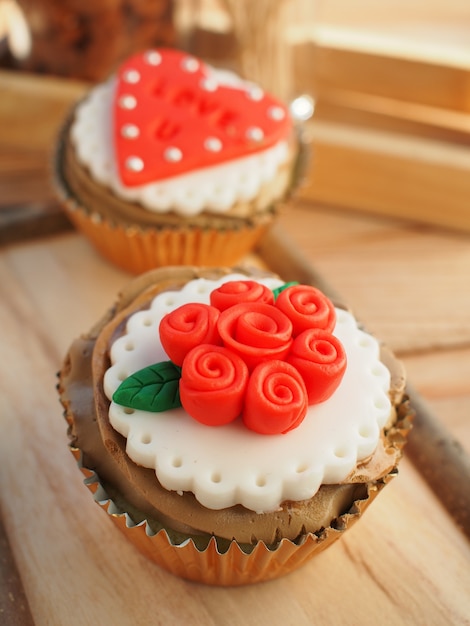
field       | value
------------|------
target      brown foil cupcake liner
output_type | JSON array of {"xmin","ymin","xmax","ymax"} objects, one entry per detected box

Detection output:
[{"xmin": 69, "ymin": 395, "xmax": 413, "ymax": 587}]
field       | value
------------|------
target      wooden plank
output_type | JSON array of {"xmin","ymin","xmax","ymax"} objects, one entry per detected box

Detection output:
[
  {"xmin": 404, "ymin": 383, "xmax": 470, "ymax": 538},
  {"xmin": 299, "ymin": 43, "xmax": 470, "ymax": 113},
  {"xmin": 0, "ymin": 71, "xmax": 86, "ymax": 241},
  {"xmin": 0, "ymin": 201, "xmax": 72, "ymax": 245},
  {"xmin": 0, "ymin": 70, "xmax": 87, "ymax": 150},
  {"xmin": 298, "ymin": 118, "xmax": 470, "ymax": 233},
  {"xmin": 312, "ymin": 90, "xmax": 470, "ymax": 143},
  {"xmin": 313, "ymin": 0, "xmax": 470, "ymax": 24},
  {"xmin": 0, "ymin": 518, "xmax": 34, "ymax": 626},
  {"xmin": 404, "ymin": 348, "xmax": 470, "ymax": 441},
  {"xmin": 275, "ymin": 203, "xmax": 470, "ymax": 354},
  {"xmin": 0, "ymin": 231, "xmax": 469, "ymax": 624}
]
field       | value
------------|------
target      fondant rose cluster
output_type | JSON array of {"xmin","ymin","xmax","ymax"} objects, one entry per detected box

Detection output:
[{"xmin": 157, "ymin": 281, "xmax": 347, "ymax": 435}]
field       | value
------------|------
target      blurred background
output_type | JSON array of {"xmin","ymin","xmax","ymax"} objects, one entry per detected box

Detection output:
[{"xmin": 0, "ymin": 0, "xmax": 469, "ymax": 235}]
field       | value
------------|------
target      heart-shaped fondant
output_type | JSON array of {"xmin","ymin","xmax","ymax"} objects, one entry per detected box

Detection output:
[{"xmin": 114, "ymin": 48, "xmax": 292, "ymax": 187}]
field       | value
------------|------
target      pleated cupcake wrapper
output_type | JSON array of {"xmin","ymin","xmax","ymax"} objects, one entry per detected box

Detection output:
[
  {"xmin": 62, "ymin": 200, "xmax": 269, "ymax": 274},
  {"xmin": 69, "ymin": 396, "xmax": 413, "ymax": 586},
  {"xmin": 71, "ymin": 452, "xmax": 397, "ymax": 586}
]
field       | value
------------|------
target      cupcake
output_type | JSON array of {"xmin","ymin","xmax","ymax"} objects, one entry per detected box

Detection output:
[
  {"xmin": 54, "ymin": 48, "xmax": 302, "ymax": 274},
  {"xmin": 57, "ymin": 266, "xmax": 413, "ymax": 585}
]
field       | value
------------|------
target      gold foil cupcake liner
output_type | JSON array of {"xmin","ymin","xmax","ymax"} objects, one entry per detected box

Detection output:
[
  {"xmin": 61, "ymin": 200, "xmax": 269, "ymax": 274},
  {"xmin": 74, "ymin": 449, "xmax": 397, "ymax": 586},
  {"xmin": 70, "ymin": 396, "xmax": 413, "ymax": 586}
]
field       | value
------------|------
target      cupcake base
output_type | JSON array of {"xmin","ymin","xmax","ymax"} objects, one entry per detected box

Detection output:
[
  {"xmin": 71, "ymin": 395, "xmax": 413, "ymax": 587},
  {"xmin": 62, "ymin": 200, "xmax": 270, "ymax": 274},
  {"xmin": 77, "ymin": 452, "xmax": 393, "ymax": 586}
]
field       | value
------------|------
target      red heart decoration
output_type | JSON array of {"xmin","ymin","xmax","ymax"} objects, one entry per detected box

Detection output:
[{"xmin": 114, "ymin": 48, "xmax": 292, "ymax": 187}]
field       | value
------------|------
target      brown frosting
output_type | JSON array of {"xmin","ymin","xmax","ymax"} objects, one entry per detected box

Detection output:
[{"xmin": 58, "ymin": 266, "xmax": 409, "ymax": 544}]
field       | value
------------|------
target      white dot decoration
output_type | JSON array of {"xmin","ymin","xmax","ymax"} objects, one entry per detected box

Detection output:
[
  {"xmin": 119, "ymin": 94, "xmax": 137, "ymax": 110},
  {"xmin": 164, "ymin": 147, "xmax": 183, "ymax": 163},
  {"xmin": 201, "ymin": 78, "xmax": 218, "ymax": 92},
  {"xmin": 268, "ymin": 106, "xmax": 285, "ymax": 121},
  {"xmin": 121, "ymin": 124, "xmax": 140, "ymax": 139},
  {"xmin": 359, "ymin": 335, "xmax": 374, "ymax": 348},
  {"xmin": 144, "ymin": 50, "xmax": 162, "ymax": 66},
  {"xmin": 290, "ymin": 95, "xmax": 315, "ymax": 122},
  {"xmin": 246, "ymin": 126, "xmax": 264, "ymax": 142},
  {"xmin": 182, "ymin": 57, "xmax": 199, "ymax": 72},
  {"xmin": 123, "ymin": 69, "xmax": 140, "ymax": 84},
  {"xmin": 334, "ymin": 447, "xmax": 348, "ymax": 459},
  {"xmin": 374, "ymin": 396, "xmax": 389, "ymax": 410},
  {"xmin": 211, "ymin": 472, "xmax": 222, "ymax": 484},
  {"xmin": 247, "ymin": 86, "xmax": 264, "ymax": 101},
  {"xmin": 359, "ymin": 424, "xmax": 372, "ymax": 438},
  {"xmin": 126, "ymin": 156, "xmax": 144, "ymax": 172},
  {"xmin": 204, "ymin": 137, "xmax": 222, "ymax": 152}
]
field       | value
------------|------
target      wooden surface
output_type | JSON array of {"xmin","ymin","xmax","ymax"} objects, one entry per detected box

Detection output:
[
  {"xmin": 1, "ymin": 60, "xmax": 470, "ymax": 625},
  {"xmin": 0, "ymin": 206, "xmax": 469, "ymax": 625}
]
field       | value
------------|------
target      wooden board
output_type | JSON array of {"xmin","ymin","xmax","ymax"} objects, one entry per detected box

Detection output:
[{"xmin": 0, "ymin": 224, "xmax": 469, "ymax": 625}]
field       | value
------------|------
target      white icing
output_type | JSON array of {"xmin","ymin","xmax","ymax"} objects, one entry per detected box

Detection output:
[
  {"xmin": 71, "ymin": 71, "xmax": 290, "ymax": 217},
  {"xmin": 103, "ymin": 275, "xmax": 392, "ymax": 514}
]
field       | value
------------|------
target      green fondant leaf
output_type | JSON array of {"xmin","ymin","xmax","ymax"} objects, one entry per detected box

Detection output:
[
  {"xmin": 272, "ymin": 281, "xmax": 299, "ymax": 301},
  {"xmin": 112, "ymin": 361, "xmax": 182, "ymax": 412}
]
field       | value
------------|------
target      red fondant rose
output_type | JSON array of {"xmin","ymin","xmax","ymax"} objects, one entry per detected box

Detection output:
[
  {"xmin": 179, "ymin": 344, "xmax": 249, "ymax": 426},
  {"xmin": 275, "ymin": 284, "xmax": 336, "ymax": 336},
  {"xmin": 210, "ymin": 280, "xmax": 274, "ymax": 311},
  {"xmin": 217, "ymin": 302, "xmax": 293, "ymax": 371},
  {"xmin": 159, "ymin": 303, "xmax": 221, "ymax": 366},
  {"xmin": 287, "ymin": 329, "xmax": 347, "ymax": 404},
  {"xmin": 243, "ymin": 360, "xmax": 308, "ymax": 434}
]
